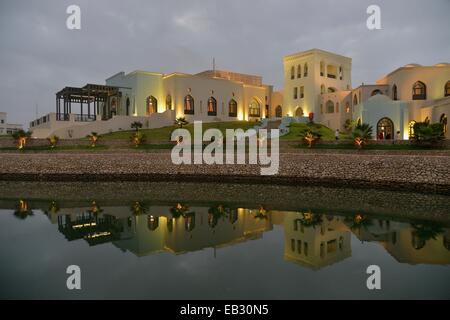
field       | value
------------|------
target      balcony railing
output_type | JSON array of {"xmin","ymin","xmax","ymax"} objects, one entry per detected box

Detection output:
[
  {"xmin": 75, "ymin": 114, "xmax": 96, "ymax": 122},
  {"xmin": 184, "ymin": 109, "xmax": 194, "ymax": 115},
  {"xmin": 327, "ymin": 74, "xmax": 336, "ymax": 79},
  {"xmin": 208, "ymin": 111, "xmax": 217, "ymax": 116},
  {"xmin": 56, "ymin": 113, "xmax": 70, "ymax": 121}
]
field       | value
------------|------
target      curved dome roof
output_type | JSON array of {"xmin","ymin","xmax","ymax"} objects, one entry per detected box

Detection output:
[
  {"xmin": 434, "ymin": 62, "xmax": 450, "ymax": 67},
  {"xmin": 404, "ymin": 63, "xmax": 422, "ymax": 68}
]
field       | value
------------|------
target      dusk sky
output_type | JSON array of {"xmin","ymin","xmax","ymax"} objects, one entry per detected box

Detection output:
[{"xmin": 0, "ymin": 0, "xmax": 449, "ymax": 126}]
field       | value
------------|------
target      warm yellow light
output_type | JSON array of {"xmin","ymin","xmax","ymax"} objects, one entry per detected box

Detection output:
[
  {"xmin": 72, "ymin": 222, "xmax": 97, "ymax": 229},
  {"xmin": 86, "ymin": 231, "xmax": 111, "ymax": 239}
]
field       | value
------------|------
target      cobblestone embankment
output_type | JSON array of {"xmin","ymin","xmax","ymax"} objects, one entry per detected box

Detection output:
[{"xmin": 0, "ymin": 152, "xmax": 449, "ymax": 194}]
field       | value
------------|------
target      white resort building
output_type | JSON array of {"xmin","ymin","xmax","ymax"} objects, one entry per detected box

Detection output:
[
  {"xmin": 29, "ymin": 49, "xmax": 450, "ymax": 140},
  {"xmin": 0, "ymin": 112, "xmax": 22, "ymax": 135}
]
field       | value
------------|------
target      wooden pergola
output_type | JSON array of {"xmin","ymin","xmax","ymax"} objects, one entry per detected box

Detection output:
[{"xmin": 55, "ymin": 84, "xmax": 122, "ymax": 121}]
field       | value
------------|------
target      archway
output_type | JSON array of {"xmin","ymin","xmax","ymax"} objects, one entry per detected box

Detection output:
[
  {"xmin": 146, "ymin": 96, "xmax": 157, "ymax": 114},
  {"xmin": 377, "ymin": 117, "xmax": 394, "ymax": 140},
  {"xmin": 295, "ymin": 107, "xmax": 303, "ymax": 117},
  {"xmin": 275, "ymin": 105, "xmax": 282, "ymax": 117},
  {"xmin": 166, "ymin": 94, "xmax": 172, "ymax": 110},
  {"xmin": 249, "ymin": 98, "xmax": 261, "ymax": 118},
  {"xmin": 440, "ymin": 113, "xmax": 447, "ymax": 133},
  {"xmin": 126, "ymin": 97, "xmax": 130, "ymax": 116}
]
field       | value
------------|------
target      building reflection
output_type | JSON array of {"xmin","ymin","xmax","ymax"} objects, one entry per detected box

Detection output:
[{"xmin": 9, "ymin": 199, "xmax": 450, "ymax": 268}]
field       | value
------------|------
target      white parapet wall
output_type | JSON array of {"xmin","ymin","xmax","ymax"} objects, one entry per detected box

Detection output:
[{"xmin": 30, "ymin": 110, "xmax": 176, "ymax": 139}]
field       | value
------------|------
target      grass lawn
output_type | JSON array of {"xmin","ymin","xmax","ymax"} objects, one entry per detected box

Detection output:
[
  {"xmin": 0, "ymin": 145, "xmax": 110, "ymax": 152},
  {"xmin": 100, "ymin": 121, "xmax": 257, "ymax": 141},
  {"xmin": 296, "ymin": 143, "xmax": 448, "ymax": 150},
  {"xmin": 281, "ymin": 122, "xmax": 348, "ymax": 141}
]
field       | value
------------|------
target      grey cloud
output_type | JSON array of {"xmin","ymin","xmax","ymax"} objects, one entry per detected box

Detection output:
[{"xmin": 0, "ymin": 0, "xmax": 449, "ymax": 125}]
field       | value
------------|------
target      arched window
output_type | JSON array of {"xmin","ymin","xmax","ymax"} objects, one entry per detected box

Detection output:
[
  {"xmin": 339, "ymin": 236, "xmax": 344, "ymax": 250},
  {"xmin": 111, "ymin": 97, "xmax": 117, "ymax": 116},
  {"xmin": 412, "ymin": 81, "xmax": 426, "ymax": 100},
  {"xmin": 345, "ymin": 102, "xmax": 350, "ymax": 113},
  {"xmin": 320, "ymin": 61, "xmax": 325, "ymax": 77},
  {"xmin": 295, "ymin": 107, "xmax": 303, "ymax": 117},
  {"xmin": 320, "ymin": 242, "xmax": 325, "ymax": 258},
  {"xmin": 126, "ymin": 97, "xmax": 130, "ymax": 116},
  {"xmin": 408, "ymin": 120, "xmax": 416, "ymax": 138},
  {"xmin": 228, "ymin": 99, "xmax": 237, "ymax": 117},
  {"xmin": 326, "ymin": 100, "xmax": 334, "ymax": 113},
  {"xmin": 166, "ymin": 94, "xmax": 172, "ymax": 110},
  {"xmin": 320, "ymin": 84, "xmax": 325, "ymax": 94},
  {"xmin": 320, "ymin": 104, "xmax": 323, "ymax": 114},
  {"xmin": 440, "ymin": 113, "xmax": 448, "ymax": 133},
  {"xmin": 336, "ymin": 102, "xmax": 339, "ymax": 113},
  {"xmin": 290, "ymin": 66, "xmax": 295, "ymax": 79},
  {"xmin": 185, "ymin": 214, "xmax": 195, "ymax": 232},
  {"xmin": 207, "ymin": 97, "xmax": 217, "ymax": 116},
  {"xmin": 275, "ymin": 105, "xmax": 282, "ymax": 117},
  {"xmin": 303, "ymin": 63, "xmax": 308, "ymax": 77},
  {"xmin": 377, "ymin": 117, "xmax": 394, "ymax": 140},
  {"xmin": 353, "ymin": 94, "xmax": 358, "ymax": 106},
  {"xmin": 339, "ymin": 66, "xmax": 343, "ymax": 80},
  {"xmin": 392, "ymin": 84, "xmax": 398, "ymax": 100},
  {"xmin": 445, "ymin": 81, "xmax": 450, "ymax": 97},
  {"xmin": 146, "ymin": 96, "xmax": 157, "ymax": 114},
  {"xmin": 297, "ymin": 64, "xmax": 301, "ymax": 78},
  {"xmin": 249, "ymin": 99, "xmax": 260, "ymax": 117},
  {"xmin": 371, "ymin": 89, "xmax": 383, "ymax": 96},
  {"xmin": 147, "ymin": 215, "xmax": 159, "ymax": 231},
  {"xmin": 444, "ymin": 236, "xmax": 450, "ymax": 251},
  {"xmin": 412, "ymin": 232, "xmax": 426, "ymax": 250},
  {"xmin": 424, "ymin": 116, "xmax": 430, "ymax": 124},
  {"xmin": 184, "ymin": 95, "xmax": 194, "ymax": 114}
]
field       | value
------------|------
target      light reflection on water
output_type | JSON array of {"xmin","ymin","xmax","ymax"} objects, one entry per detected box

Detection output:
[{"xmin": 0, "ymin": 195, "xmax": 449, "ymax": 299}]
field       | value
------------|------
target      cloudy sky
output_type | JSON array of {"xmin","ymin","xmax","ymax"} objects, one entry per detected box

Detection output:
[{"xmin": 0, "ymin": 0, "xmax": 449, "ymax": 126}]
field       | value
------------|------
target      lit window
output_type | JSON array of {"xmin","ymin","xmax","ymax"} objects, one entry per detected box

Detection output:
[
  {"xmin": 207, "ymin": 97, "xmax": 217, "ymax": 116},
  {"xmin": 228, "ymin": 99, "xmax": 237, "ymax": 117},
  {"xmin": 412, "ymin": 81, "xmax": 426, "ymax": 100},
  {"xmin": 184, "ymin": 95, "xmax": 194, "ymax": 114}
]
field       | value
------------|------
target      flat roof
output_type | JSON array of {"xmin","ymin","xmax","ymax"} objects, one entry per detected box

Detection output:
[{"xmin": 284, "ymin": 48, "xmax": 352, "ymax": 62}]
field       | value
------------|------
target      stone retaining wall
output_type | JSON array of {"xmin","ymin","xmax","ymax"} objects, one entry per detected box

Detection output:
[{"xmin": 0, "ymin": 152, "xmax": 449, "ymax": 194}]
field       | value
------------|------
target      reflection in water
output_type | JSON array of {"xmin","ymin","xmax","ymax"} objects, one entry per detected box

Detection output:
[{"xmin": 7, "ymin": 199, "xmax": 450, "ymax": 268}]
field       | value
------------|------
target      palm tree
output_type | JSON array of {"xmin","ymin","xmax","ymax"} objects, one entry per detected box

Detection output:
[
  {"xmin": 131, "ymin": 131, "xmax": 146, "ymax": 147},
  {"xmin": 253, "ymin": 206, "xmax": 269, "ymax": 220},
  {"xmin": 47, "ymin": 135, "xmax": 59, "ymax": 149},
  {"xmin": 345, "ymin": 213, "xmax": 373, "ymax": 232},
  {"xmin": 170, "ymin": 203, "xmax": 191, "ymax": 218},
  {"xmin": 13, "ymin": 200, "xmax": 34, "ymax": 220},
  {"xmin": 12, "ymin": 130, "xmax": 32, "ymax": 150},
  {"xmin": 352, "ymin": 123, "xmax": 373, "ymax": 149},
  {"xmin": 130, "ymin": 201, "xmax": 148, "ymax": 216},
  {"xmin": 410, "ymin": 221, "xmax": 444, "ymax": 243},
  {"xmin": 174, "ymin": 117, "xmax": 189, "ymax": 128},
  {"xmin": 87, "ymin": 132, "xmax": 99, "ymax": 147},
  {"xmin": 208, "ymin": 205, "xmax": 227, "ymax": 228},
  {"xmin": 131, "ymin": 121, "xmax": 143, "ymax": 132},
  {"xmin": 298, "ymin": 211, "xmax": 323, "ymax": 228}
]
